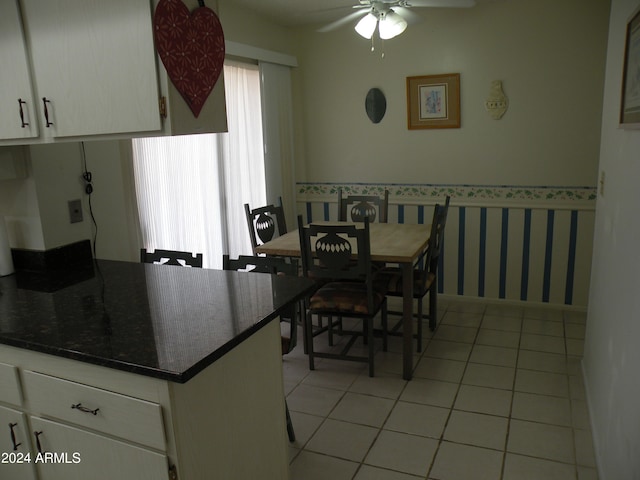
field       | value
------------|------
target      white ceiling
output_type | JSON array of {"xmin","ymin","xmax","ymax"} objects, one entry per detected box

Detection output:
[{"xmin": 225, "ymin": 0, "xmax": 491, "ymax": 29}]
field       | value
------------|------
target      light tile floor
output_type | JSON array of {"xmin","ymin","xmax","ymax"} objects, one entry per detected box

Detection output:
[{"xmin": 284, "ymin": 298, "xmax": 598, "ymax": 480}]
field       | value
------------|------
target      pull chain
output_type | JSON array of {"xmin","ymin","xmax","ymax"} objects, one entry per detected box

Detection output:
[{"xmin": 368, "ymin": 35, "xmax": 386, "ymax": 58}]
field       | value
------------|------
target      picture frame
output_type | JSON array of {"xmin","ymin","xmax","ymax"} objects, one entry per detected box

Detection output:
[
  {"xmin": 620, "ymin": 6, "xmax": 640, "ymax": 128},
  {"xmin": 406, "ymin": 73, "xmax": 460, "ymax": 129}
]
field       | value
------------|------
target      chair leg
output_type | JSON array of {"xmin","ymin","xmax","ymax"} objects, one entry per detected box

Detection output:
[
  {"xmin": 301, "ymin": 300, "xmax": 309, "ymax": 354},
  {"xmin": 429, "ymin": 286, "xmax": 438, "ymax": 331},
  {"xmin": 417, "ymin": 297, "xmax": 423, "ymax": 353},
  {"xmin": 363, "ymin": 318, "xmax": 369, "ymax": 345},
  {"xmin": 328, "ymin": 315, "xmax": 334, "ymax": 346},
  {"xmin": 285, "ymin": 399, "xmax": 295, "ymax": 442},
  {"xmin": 367, "ymin": 317, "xmax": 375, "ymax": 377},
  {"xmin": 305, "ymin": 311, "xmax": 315, "ymax": 371},
  {"xmin": 382, "ymin": 301, "xmax": 388, "ymax": 352}
]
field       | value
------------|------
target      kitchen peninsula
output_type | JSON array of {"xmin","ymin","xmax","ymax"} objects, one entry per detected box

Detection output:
[{"xmin": 0, "ymin": 259, "xmax": 314, "ymax": 480}]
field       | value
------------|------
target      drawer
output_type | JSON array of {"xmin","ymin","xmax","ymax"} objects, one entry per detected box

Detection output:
[
  {"xmin": 31, "ymin": 416, "xmax": 169, "ymax": 480},
  {"xmin": 0, "ymin": 362, "xmax": 22, "ymax": 406},
  {"xmin": 22, "ymin": 371, "xmax": 165, "ymax": 451}
]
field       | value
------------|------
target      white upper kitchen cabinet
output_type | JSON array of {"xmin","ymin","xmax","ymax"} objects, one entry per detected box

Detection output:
[
  {"xmin": 0, "ymin": 0, "xmax": 39, "ymax": 141},
  {"xmin": 0, "ymin": 0, "xmax": 226, "ymax": 146},
  {"xmin": 19, "ymin": 0, "xmax": 162, "ymax": 139}
]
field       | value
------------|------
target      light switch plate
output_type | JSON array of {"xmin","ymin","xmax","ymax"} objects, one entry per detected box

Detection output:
[{"xmin": 68, "ymin": 199, "xmax": 83, "ymax": 224}]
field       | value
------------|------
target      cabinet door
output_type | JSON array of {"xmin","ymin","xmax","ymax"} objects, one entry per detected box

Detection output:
[
  {"xmin": 30, "ymin": 416, "xmax": 169, "ymax": 480},
  {"xmin": 0, "ymin": 406, "xmax": 37, "ymax": 480},
  {"xmin": 20, "ymin": 0, "xmax": 162, "ymax": 138},
  {"xmin": 0, "ymin": 0, "xmax": 39, "ymax": 140}
]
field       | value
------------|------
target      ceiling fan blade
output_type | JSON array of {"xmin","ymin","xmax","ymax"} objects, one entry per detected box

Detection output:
[
  {"xmin": 317, "ymin": 9, "xmax": 369, "ymax": 33},
  {"xmin": 394, "ymin": 6, "xmax": 422, "ymax": 25},
  {"xmin": 404, "ymin": 0, "xmax": 476, "ymax": 7}
]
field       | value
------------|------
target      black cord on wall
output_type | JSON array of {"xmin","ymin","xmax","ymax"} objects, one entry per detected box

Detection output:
[
  {"xmin": 80, "ymin": 142, "xmax": 110, "ymax": 336},
  {"xmin": 80, "ymin": 142, "xmax": 98, "ymax": 260}
]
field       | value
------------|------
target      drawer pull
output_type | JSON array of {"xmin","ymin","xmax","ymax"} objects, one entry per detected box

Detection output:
[
  {"xmin": 71, "ymin": 403, "xmax": 100, "ymax": 415},
  {"xmin": 34, "ymin": 431, "xmax": 43, "ymax": 453},
  {"xmin": 9, "ymin": 423, "xmax": 21, "ymax": 451},
  {"xmin": 42, "ymin": 97, "xmax": 53, "ymax": 127},
  {"xmin": 18, "ymin": 99, "xmax": 29, "ymax": 127}
]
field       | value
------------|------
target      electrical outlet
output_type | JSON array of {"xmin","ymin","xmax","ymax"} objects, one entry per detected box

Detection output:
[{"xmin": 68, "ymin": 199, "xmax": 83, "ymax": 223}]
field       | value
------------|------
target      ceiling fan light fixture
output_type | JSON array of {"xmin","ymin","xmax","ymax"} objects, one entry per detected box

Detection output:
[
  {"xmin": 355, "ymin": 12, "xmax": 378, "ymax": 39},
  {"xmin": 378, "ymin": 10, "xmax": 407, "ymax": 39}
]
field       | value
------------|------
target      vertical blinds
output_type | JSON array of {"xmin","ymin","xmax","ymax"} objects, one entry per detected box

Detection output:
[{"xmin": 131, "ymin": 63, "xmax": 266, "ymax": 268}]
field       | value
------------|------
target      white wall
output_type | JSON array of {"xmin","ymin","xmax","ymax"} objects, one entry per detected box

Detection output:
[
  {"xmin": 287, "ymin": 0, "xmax": 609, "ymax": 308},
  {"xmin": 584, "ymin": 0, "xmax": 640, "ymax": 477},
  {"xmin": 79, "ymin": 141, "xmax": 141, "ymax": 261},
  {"xmin": 29, "ymin": 142, "xmax": 91, "ymax": 249},
  {"xmin": 218, "ymin": 1, "xmax": 295, "ymax": 55},
  {"xmin": 290, "ymin": 0, "xmax": 609, "ymax": 187},
  {"xmin": 1, "ymin": 141, "xmax": 138, "ymax": 260},
  {"xmin": 0, "ymin": 147, "xmax": 44, "ymax": 249}
]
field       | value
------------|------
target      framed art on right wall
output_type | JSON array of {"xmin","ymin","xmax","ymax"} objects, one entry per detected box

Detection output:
[{"xmin": 620, "ymin": 6, "xmax": 640, "ymax": 128}]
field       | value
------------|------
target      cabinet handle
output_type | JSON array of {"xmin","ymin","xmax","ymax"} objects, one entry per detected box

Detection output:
[
  {"xmin": 18, "ymin": 99, "xmax": 29, "ymax": 128},
  {"xmin": 34, "ymin": 431, "xmax": 43, "ymax": 454},
  {"xmin": 42, "ymin": 97, "xmax": 53, "ymax": 127},
  {"xmin": 9, "ymin": 423, "xmax": 22, "ymax": 451},
  {"xmin": 71, "ymin": 403, "xmax": 99, "ymax": 416}
]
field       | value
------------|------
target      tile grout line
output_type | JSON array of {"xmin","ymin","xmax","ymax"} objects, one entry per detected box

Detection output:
[
  {"xmin": 287, "ymin": 303, "xmax": 595, "ymax": 479},
  {"xmin": 499, "ymin": 311, "xmax": 525, "ymax": 480},
  {"xmin": 564, "ymin": 310, "xmax": 582, "ymax": 480},
  {"xmin": 350, "ymin": 312, "xmax": 439, "ymax": 479},
  {"xmin": 424, "ymin": 304, "xmax": 485, "ymax": 480}
]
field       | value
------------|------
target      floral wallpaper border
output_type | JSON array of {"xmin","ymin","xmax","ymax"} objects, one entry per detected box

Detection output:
[{"xmin": 297, "ymin": 182, "xmax": 597, "ymax": 204}]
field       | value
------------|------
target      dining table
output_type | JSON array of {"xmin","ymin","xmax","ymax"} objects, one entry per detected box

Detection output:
[{"xmin": 255, "ymin": 221, "xmax": 431, "ymax": 380}]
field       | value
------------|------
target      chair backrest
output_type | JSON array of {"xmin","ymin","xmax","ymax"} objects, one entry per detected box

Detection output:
[
  {"xmin": 337, "ymin": 188, "xmax": 389, "ymax": 223},
  {"xmin": 431, "ymin": 196, "xmax": 450, "ymax": 272},
  {"xmin": 222, "ymin": 254, "xmax": 299, "ymax": 354},
  {"xmin": 140, "ymin": 248, "xmax": 203, "ymax": 267},
  {"xmin": 222, "ymin": 254, "xmax": 298, "ymax": 276},
  {"xmin": 437, "ymin": 195, "xmax": 451, "ymax": 229},
  {"xmin": 298, "ymin": 214, "xmax": 373, "ymax": 281},
  {"xmin": 412, "ymin": 204, "xmax": 441, "ymax": 273},
  {"xmin": 244, "ymin": 198, "xmax": 287, "ymax": 252},
  {"xmin": 428, "ymin": 202, "xmax": 450, "ymax": 273}
]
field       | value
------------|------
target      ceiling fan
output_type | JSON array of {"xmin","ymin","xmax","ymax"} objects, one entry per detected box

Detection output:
[{"xmin": 318, "ymin": 0, "xmax": 476, "ymax": 40}]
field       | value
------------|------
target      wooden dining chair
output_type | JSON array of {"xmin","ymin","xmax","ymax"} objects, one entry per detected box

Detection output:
[
  {"xmin": 298, "ymin": 215, "xmax": 388, "ymax": 377},
  {"xmin": 244, "ymin": 198, "xmax": 287, "ymax": 253},
  {"xmin": 222, "ymin": 254, "xmax": 300, "ymax": 442},
  {"xmin": 338, "ymin": 188, "xmax": 389, "ymax": 223},
  {"xmin": 377, "ymin": 198, "xmax": 449, "ymax": 352},
  {"xmin": 140, "ymin": 248, "xmax": 203, "ymax": 268}
]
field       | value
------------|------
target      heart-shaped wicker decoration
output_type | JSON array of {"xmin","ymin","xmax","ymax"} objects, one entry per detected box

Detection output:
[{"xmin": 153, "ymin": 0, "xmax": 225, "ymax": 118}]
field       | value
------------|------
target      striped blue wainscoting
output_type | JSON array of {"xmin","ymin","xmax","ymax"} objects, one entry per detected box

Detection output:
[{"xmin": 296, "ymin": 183, "xmax": 596, "ymax": 308}]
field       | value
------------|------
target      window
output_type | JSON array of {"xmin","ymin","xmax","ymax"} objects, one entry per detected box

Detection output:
[{"xmin": 132, "ymin": 62, "xmax": 266, "ymax": 268}]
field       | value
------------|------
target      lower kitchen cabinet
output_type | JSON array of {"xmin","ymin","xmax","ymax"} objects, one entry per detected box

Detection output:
[
  {"xmin": 0, "ymin": 405, "xmax": 37, "ymax": 480},
  {"xmin": 30, "ymin": 417, "xmax": 168, "ymax": 480},
  {"xmin": 0, "ymin": 319, "xmax": 290, "ymax": 480}
]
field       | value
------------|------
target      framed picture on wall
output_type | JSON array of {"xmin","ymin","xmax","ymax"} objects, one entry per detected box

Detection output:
[
  {"xmin": 406, "ymin": 73, "xmax": 460, "ymax": 129},
  {"xmin": 620, "ymin": 6, "xmax": 640, "ymax": 128}
]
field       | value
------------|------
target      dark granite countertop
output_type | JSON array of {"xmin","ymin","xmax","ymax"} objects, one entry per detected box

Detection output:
[{"xmin": 0, "ymin": 260, "xmax": 315, "ymax": 383}]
